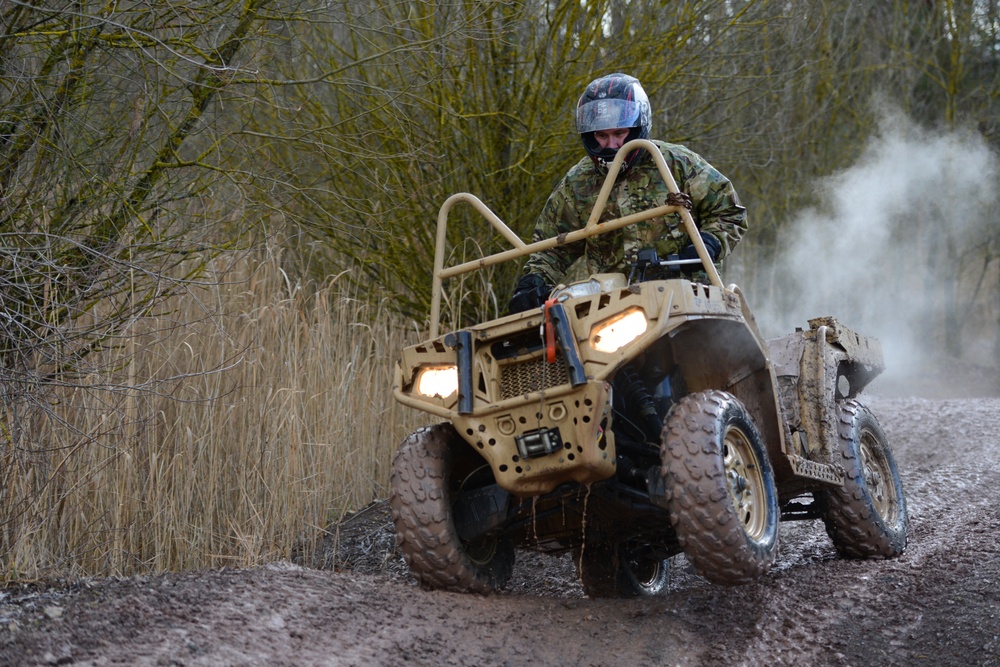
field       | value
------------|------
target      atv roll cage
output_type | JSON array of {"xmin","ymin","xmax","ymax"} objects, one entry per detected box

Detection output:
[{"xmin": 427, "ymin": 139, "xmax": 723, "ymax": 338}]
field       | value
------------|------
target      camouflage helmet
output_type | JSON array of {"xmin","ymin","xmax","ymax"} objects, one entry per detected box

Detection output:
[{"xmin": 576, "ymin": 73, "xmax": 652, "ymax": 173}]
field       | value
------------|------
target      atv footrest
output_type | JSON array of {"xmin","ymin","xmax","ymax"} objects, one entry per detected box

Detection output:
[{"xmin": 788, "ymin": 455, "xmax": 843, "ymax": 485}]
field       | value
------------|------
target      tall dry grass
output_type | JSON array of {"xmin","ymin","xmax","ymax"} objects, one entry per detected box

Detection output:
[{"xmin": 0, "ymin": 255, "xmax": 426, "ymax": 580}]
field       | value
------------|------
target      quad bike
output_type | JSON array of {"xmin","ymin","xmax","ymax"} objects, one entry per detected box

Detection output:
[{"xmin": 389, "ymin": 140, "xmax": 909, "ymax": 597}]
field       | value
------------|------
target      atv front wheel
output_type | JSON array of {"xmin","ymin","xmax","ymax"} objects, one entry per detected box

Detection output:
[
  {"xmin": 661, "ymin": 390, "xmax": 779, "ymax": 585},
  {"xmin": 575, "ymin": 542, "xmax": 670, "ymax": 598},
  {"xmin": 389, "ymin": 424, "xmax": 514, "ymax": 593},
  {"xmin": 818, "ymin": 400, "xmax": 908, "ymax": 558}
]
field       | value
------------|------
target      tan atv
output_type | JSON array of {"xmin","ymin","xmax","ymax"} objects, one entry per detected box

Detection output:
[{"xmin": 389, "ymin": 140, "xmax": 909, "ymax": 597}]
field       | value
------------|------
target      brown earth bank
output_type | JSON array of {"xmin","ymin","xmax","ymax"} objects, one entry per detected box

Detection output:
[{"xmin": 2, "ymin": 368, "xmax": 999, "ymax": 667}]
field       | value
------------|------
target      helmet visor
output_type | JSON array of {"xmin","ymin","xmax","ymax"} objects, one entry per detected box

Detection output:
[{"xmin": 576, "ymin": 90, "xmax": 649, "ymax": 134}]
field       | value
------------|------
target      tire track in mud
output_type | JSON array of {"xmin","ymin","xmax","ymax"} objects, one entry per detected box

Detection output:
[
  {"xmin": 701, "ymin": 397, "xmax": 1000, "ymax": 667},
  {"xmin": 2, "ymin": 397, "xmax": 999, "ymax": 667}
]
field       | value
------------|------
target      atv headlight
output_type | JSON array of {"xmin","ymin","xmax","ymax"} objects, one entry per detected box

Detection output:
[
  {"xmin": 590, "ymin": 308, "xmax": 648, "ymax": 353},
  {"xmin": 415, "ymin": 365, "xmax": 459, "ymax": 398}
]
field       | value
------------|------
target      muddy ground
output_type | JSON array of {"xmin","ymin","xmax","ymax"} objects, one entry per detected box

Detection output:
[{"xmin": 2, "ymin": 364, "xmax": 998, "ymax": 667}]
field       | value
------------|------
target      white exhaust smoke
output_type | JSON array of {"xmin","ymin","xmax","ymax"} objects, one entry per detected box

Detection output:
[{"xmin": 748, "ymin": 107, "xmax": 999, "ymax": 378}]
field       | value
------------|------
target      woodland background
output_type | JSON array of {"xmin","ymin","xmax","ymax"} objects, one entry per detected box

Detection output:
[{"xmin": 2, "ymin": 0, "xmax": 998, "ymax": 578}]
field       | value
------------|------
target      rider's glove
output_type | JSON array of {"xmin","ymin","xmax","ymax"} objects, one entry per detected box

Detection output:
[
  {"xmin": 678, "ymin": 233, "xmax": 722, "ymax": 275},
  {"xmin": 508, "ymin": 274, "xmax": 552, "ymax": 314}
]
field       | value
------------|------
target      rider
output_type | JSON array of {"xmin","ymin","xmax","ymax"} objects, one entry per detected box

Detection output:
[{"xmin": 509, "ymin": 73, "xmax": 748, "ymax": 313}]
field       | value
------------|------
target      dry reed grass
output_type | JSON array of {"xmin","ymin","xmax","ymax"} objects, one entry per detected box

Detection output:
[{"xmin": 0, "ymin": 255, "xmax": 425, "ymax": 580}]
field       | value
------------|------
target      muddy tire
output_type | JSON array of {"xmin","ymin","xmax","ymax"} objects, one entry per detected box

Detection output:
[
  {"xmin": 660, "ymin": 390, "xmax": 779, "ymax": 585},
  {"xmin": 818, "ymin": 400, "xmax": 908, "ymax": 559},
  {"xmin": 575, "ymin": 542, "xmax": 669, "ymax": 598},
  {"xmin": 389, "ymin": 424, "xmax": 514, "ymax": 593}
]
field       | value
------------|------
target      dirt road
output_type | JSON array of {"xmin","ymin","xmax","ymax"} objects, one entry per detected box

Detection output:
[{"xmin": 2, "ymin": 387, "xmax": 999, "ymax": 666}]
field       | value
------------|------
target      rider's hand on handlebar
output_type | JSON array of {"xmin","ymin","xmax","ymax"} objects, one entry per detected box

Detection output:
[
  {"xmin": 508, "ymin": 274, "xmax": 552, "ymax": 314},
  {"xmin": 679, "ymin": 233, "xmax": 722, "ymax": 275}
]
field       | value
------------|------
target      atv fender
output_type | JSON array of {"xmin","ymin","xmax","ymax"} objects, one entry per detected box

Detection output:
[{"xmin": 768, "ymin": 317, "xmax": 884, "ymax": 466}]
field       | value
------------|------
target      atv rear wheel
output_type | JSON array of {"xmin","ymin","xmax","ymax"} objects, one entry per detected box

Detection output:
[
  {"xmin": 818, "ymin": 400, "xmax": 908, "ymax": 558},
  {"xmin": 661, "ymin": 390, "xmax": 779, "ymax": 585},
  {"xmin": 575, "ymin": 541, "xmax": 669, "ymax": 598},
  {"xmin": 389, "ymin": 423, "xmax": 514, "ymax": 593}
]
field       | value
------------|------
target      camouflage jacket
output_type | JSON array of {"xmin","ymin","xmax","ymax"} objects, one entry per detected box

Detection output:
[{"xmin": 523, "ymin": 140, "xmax": 747, "ymax": 285}]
